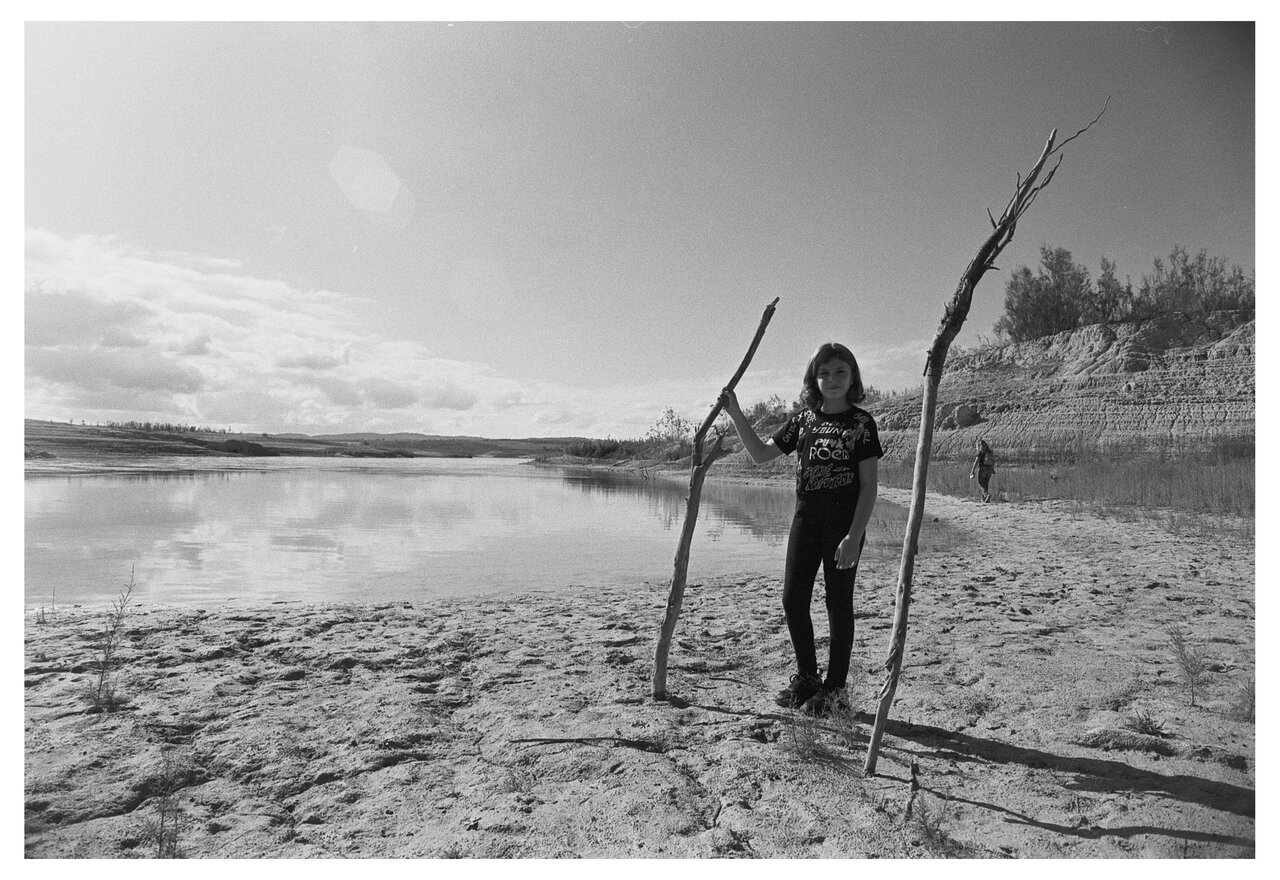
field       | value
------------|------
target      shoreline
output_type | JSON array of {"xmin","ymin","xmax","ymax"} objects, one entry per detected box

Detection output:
[{"xmin": 24, "ymin": 490, "xmax": 1255, "ymax": 858}]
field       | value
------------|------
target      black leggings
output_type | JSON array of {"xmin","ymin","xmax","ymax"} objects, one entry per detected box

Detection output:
[
  {"xmin": 782, "ymin": 500, "xmax": 862, "ymax": 689},
  {"xmin": 977, "ymin": 466, "xmax": 994, "ymax": 494}
]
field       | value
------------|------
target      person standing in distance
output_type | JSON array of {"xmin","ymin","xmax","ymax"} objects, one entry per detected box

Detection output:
[{"xmin": 970, "ymin": 438, "xmax": 996, "ymax": 503}]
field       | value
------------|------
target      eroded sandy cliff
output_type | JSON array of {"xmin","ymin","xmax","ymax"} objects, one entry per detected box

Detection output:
[{"xmin": 874, "ymin": 311, "xmax": 1254, "ymax": 462}]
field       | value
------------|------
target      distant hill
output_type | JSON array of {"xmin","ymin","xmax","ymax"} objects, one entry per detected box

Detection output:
[
  {"xmin": 289, "ymin": 432, "xmax": 461, "ymax": 442},
  {"xmin": 23, "ymin": 420, "xmax": 584, "ymax": 463}
]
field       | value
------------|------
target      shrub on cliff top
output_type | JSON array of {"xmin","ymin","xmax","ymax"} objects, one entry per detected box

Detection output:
[{"xmin": 995, "ymin": 244, "xmax": 1253, "ymax": 343}]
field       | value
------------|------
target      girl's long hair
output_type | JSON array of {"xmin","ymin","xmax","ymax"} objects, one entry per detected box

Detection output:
[
  {"xmin": 977, "ymin": 438, "xmax": 993, "ymax": 455},
  {"xmin": 800, "ymin": 342, "xmax": 865, "ymax": 410}
]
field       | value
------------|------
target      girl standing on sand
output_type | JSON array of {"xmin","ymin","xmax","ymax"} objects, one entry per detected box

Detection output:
[
  {"xmin": 970, "ymin": 438, "xmax": 996, "ymax": 503},
  {"xmin": 719, "ymin": 342, "xmax": 882, "ymax": 716}
]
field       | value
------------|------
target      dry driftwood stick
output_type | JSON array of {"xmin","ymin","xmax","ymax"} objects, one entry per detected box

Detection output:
[
  {"xmin": 511, "ymin": 736, "xmax": 667, "ymax": 753},
  {"xmin": 863, "ymin": 103, "xmax": 1106, "ymax": 775},
  {"xmin": 652, "ymin": 297, "xmax": 780, "ymax": 701}
]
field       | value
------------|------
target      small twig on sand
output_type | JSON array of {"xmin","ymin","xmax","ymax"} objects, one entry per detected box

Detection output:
[{"xmin": 511, "ymin": 736, "xmax": 667, "ymax": 753}]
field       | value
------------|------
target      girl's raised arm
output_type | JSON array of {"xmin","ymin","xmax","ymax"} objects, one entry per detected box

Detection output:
[{"xmin": 718, "ymin": 389, "xmax": 783, "ymax": 464}]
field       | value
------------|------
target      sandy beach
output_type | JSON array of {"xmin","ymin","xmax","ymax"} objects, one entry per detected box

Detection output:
[{"xmin": 23, "ymin": 486, "xmax": 1254, "ymax": 858}]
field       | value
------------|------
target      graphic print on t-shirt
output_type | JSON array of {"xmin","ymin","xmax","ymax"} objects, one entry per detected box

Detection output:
[{"xmin": 772, "ymin": 407, "xmax": 883, "ymax": 496}]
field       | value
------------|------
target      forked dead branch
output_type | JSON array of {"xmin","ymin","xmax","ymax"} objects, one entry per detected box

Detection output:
[
  {"xmin": 864, "ymin": 102, "xmax": 1108, "ymax": 775},
  {"xmin": 651, "ymin": 297, "xmax": 780, "ymax": 701}
]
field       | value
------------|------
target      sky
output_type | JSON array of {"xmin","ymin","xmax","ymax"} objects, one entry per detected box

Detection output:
[{"xmin": 22, "ymin": 18, "xmax": 1257, "ymax": 440}]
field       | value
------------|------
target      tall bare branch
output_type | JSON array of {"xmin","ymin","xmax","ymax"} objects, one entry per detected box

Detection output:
[
  {"xmin": 653, "ymin": 297, "xmax": 780, "ymax": 700},
  {"xmin": 863, "ymin": 103, "xmax": 1106, "ymax": 775}
]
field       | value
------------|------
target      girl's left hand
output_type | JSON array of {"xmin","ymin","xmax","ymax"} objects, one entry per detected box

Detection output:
[
  {"xmin": 718, "ymin": 387, "xmax": 741, "ymax": 415},
  {"xmin": 835, "ymin": 535, "xmax": 861, "ymax": 570}
]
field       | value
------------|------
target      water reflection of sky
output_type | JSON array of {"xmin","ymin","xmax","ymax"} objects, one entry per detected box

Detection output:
[{"xmin": 25, "ymin": 458, "xmax": 965, "ymax": 609}]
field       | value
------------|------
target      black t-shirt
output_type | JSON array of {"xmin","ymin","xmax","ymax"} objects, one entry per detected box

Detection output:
[{"xmin": 772, "ymin": 406, "xmax": 883, "ymax": 501}]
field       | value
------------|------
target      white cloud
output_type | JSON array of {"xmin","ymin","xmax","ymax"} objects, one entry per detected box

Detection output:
[
  {"xmin": 360, "ymin": 378, "xmax": 419, "ymax": 410},
  {"xmin": 27, "ymin": 346, "xmax": 206, "ymax": 395},
  {"xmin": 22, "ymin": 229, "xmax": 578, "ymax": 435},
  {"xmin": 153, "ymin": 249, "xmax": 243, "ymax": 271},
  {"xmin": 419, "ymin": 382, "xmax": 478, "ymax": 411},
  {"xmin": 175, "ymin": 334, "xmax": 213, "ymax": 356},
  {"xmin": 100, "ymin": 327, "xmax": 149, "ymax": 349},
  {"xmin": 532, "ymin": 408, "xmax": 574, "ymax": 427},
  {"xmin": 308, "ymin": 376, "xmax": 363, "ymax": 408},
  {"xmin": 24, "ymin": 229, "xmax": 842, "ymax": 440},
  {"xmin": 25, "ymin": 283, "xmax": 154, "ymax": 347},
  {"xmin": 277, "ymin": 348, "xmax": 349, "ymax": 370}
]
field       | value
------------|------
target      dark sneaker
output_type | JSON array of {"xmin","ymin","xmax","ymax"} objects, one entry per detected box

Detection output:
[
  {"xmin": 775, "ymin": 672, "xmax": 822, "ymax": 708},
  {"xmin": 801, "ymin": 686, "xmax": 851, "ymax": 717}
]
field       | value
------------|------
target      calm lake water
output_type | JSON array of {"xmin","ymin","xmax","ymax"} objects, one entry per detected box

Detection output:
[{"xmin": 25, "ymin": 457, "xmax": 963, "ymax": 609}]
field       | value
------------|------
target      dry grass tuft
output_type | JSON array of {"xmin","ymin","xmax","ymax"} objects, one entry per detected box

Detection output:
[
  {"xmin": 498, "ymin": 763, "xmax": 538, "ymax": 794},
  {"xmin": 34, "ymin": 588, "xmax": 56, "ymax": 625},
  {"xmin": 1167, "ymin": 625, "xmax": 1211, "ymax": 708},
  {"xmin": 959, "ymin": 691, "xmax": 997, "ymax": 720},
  {"xmin": 1100, "ymin": 674, "xmax": 1146, "ymax": 710},
  {"xmin": 85, "ymin": 569, "xmax": 136, "ymax": 713},
  {"xmin": 1227, "ymin": 677, "xmax": 1255, "ymax": 722},
  {"xmin": 823, "ymin": 669, "xmax": 865, "ymax": 751},
  {"xmin": 825, "ymin": 694, "xmax": 862, "ymax": 751},
  {"xmin": 136, "ymin": 749, "xmax": 193, "ymax": 858},
  {"xmin": 780, "ymin": 709, "xmax": 822, "ymax": 760},
  {"xmin": 1075, "ymin": 726, "xmax": 1177, "ymax": 757},
  {"xmin": 904, "ymin": 793, "xmax": 970, "ymax": 858},
  {"xmin": 1123, "ymin": 710, "xmax": 1170, "ymax": 739}
]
